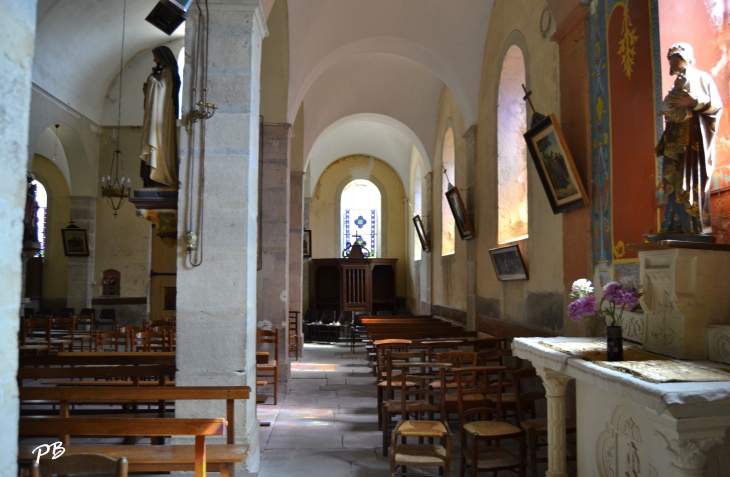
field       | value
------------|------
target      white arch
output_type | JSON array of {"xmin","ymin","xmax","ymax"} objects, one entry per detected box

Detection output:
[
  {"xmin": 307, "ymin": 114, "xmax": 430, "ymax": 197},
  {"xmin": 288, "ymin": 36, "xmax": 475, "ymax": 126}
]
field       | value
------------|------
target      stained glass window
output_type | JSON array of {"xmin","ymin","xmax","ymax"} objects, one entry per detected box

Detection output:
[
  {"xmin": 32, "ymin": 180, "xmax": 47, "ymax": 258},
  {"xmin": 341, "ymin": 180, "xmax": 380, "ymax": 257}
]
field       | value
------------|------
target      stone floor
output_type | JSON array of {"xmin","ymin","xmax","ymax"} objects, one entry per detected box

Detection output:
[{"xmin": 256, "ymin": 342, "xmax": 548, "ymax": 477}]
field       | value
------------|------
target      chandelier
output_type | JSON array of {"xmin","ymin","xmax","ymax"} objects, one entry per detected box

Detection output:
[{"xmin": 101, "ymin": 0, "xmax": 131, "ymax": 217}]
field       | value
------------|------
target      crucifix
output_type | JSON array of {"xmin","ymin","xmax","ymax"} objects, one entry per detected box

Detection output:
[{"xmin": 522, "ymin": 84, "xmax": 547, "ymax": 127}]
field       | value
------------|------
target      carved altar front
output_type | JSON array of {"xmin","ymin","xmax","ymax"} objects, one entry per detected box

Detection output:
[{"xmin": 513, "ymin": 337, "xmax": 730, "ymax": 477}]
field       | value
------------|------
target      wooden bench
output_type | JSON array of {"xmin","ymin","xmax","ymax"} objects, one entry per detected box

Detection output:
[
  {"xmin": 19, "ymin": 385, "xmax": 251, "ymax": 476},
  {"xmin": 19, "ymin": 417, "xmax": 230, "ymax": 476}
]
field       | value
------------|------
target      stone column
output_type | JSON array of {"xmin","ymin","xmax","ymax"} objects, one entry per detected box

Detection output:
[
  {"xmin": 257, "ymin": 122, "xmax": 291, "ymax": 392},
  {"xmin": 0, "ymin": 1, "xmax": 37, "ymax": 474},
  {"xmin": 66, "ymin": 196, "xmax": 96, "ymax": 311},
  {"xmin": 302, "ymin": 196, "xmax": 312, "ymax": 313},
  {"xmin": 463, "ymin": 125, "xmax": 477, "ymax": 331},
  {"xmin": 289, "ymin": 170, "xmax": 305, "ymax": 356},
  {"xmin": 176, "ymin": 1, "xmax": 268, "ymax": 474},
  {"xmin": 536, "ymin": 367, "xmax": 573, "ymax": 477}
]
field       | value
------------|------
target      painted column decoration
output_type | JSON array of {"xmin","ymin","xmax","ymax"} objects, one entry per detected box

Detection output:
[{"xmin": 536, "ymin": 367, "xmax": 573, "ymax": 477}]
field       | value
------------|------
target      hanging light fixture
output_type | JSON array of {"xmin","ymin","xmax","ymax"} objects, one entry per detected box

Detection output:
[
  {"xmin": 52, "ymin": 124, "xmax": 59, "ymax": 162},
  {"xmin": 101, "ymin": 0, "xmax": 131, "ymax": 217}
]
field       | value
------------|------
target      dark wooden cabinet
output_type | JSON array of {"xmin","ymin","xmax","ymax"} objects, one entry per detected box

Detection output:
[{"xmin": 311, "ymin": 258, "xmax": 397, "ymax": 314}]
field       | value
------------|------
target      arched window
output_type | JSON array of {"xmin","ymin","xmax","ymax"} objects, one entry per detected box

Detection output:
[
  {"xmin": 31, "ymin": 180, "xmax": 48, "ymax": 257},
  {"xmin": 497, "ymin": 45, "xmax": 528, "ymax": 244},
  {"xmin": 177, "ymin": 47, "xmax": 185, "ymax": 119},
  {"xmin": 341, "ymin": 180, "xmax": 381, "ymax": 257},
  {"xmin": 413, "ymin": 164, "xmax": 422, "ymax": 261},
  {"xmin": 441, "ymin": 128, "xmax": 456, "ymax": 256}
]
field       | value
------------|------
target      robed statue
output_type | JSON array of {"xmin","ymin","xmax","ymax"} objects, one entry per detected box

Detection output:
[
  {"xmin": 140, "ymin": 46, "xmax": 180, "ymax": 188},
  {"xmin": 655, "ymin": 43, "xmax": 722, "ymax": 239}
]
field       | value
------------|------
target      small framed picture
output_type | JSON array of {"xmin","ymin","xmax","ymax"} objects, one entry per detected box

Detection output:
[
  {"xmin": 445, "ymin": 186, "xmax": 474, "ymax": 240},
  {"xmin": 303, "ymin": 229, "xmax": 312, "ymax": 258},
  {"xmin": 61, "ymin": 227, "xmax": 89, "ymax": 256},
  {"xmin": 413, "ymin": 215, "xmax": 430, "ymax": 252},
  {"xmin": 489, "ymin": 244, "xmax": 528, "ymax": 281},
  {"xmin": 524, "ymin": 113, "xmax": 589, "ymax": 214}
]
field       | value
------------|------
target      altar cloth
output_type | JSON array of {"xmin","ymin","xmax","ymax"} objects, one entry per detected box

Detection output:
[{"xmin": 538, "ymin": 340, "xmax": 730, "ymax": 383}]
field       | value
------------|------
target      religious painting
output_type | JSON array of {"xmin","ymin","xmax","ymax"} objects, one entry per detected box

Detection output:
[
  {"xmin": 413, "ymin": 215, "xmax": 430, "ymax": 252},
  {"xmin": 445, "ymin": 186, "xmax": 474, "ymax": 240},
  {"xmin": 61, "ymin": 227, "xmax": 89, "ymax": 256},
  {"xmin": 524, "ymin": 113, "xmax": 589, "ymax": 214},
  {"xmin": 489, "ymin": 244, "xmax": 528, "ymax": 281},
  {"xmin": 303, "ymin": 229, "xmax": 312, "ymax": 258}
]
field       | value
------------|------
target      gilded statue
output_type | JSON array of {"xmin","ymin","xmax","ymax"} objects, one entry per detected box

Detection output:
[{"xmin": 655, "ymin": 43, "xmax": 722, "ymax": 239}]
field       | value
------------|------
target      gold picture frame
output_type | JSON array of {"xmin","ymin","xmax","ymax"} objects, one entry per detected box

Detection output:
[
  {"xmin": 413, "ymin": 215, "xmax": 430, "ymax": 252},
  {"xmin": 445, "ymin": 186, "xmax": 474, "ymax": 240},
  {"xmin": 524, "ymin": 113, "xmax": 589, "ymax": 214},
  {"xmin": 61, "ymin": 227, "xmax": 89, "ymax": 256}
]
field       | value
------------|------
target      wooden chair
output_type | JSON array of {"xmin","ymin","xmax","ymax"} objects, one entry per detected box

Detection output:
[
  {"xmin": 256, "ymin": 329, "xmax": 279, "ymax": 405},
  {"xmin": 26, "ymin": 316, "xmax": 71, "ymax": 353},
  {"xmin": 510, "ymin": 367, "xmax": 576, "ymax": 477},
  {"xmin": 133, "ymin": 331, "xmax": 166, "ymax": 352},
  {"xmin": 53, "ymin": 316, "xmax": 90, "ymax": 352},
  {"xmin": 95, "ymin": 330, "xmax": 127, "ymax": 352},
  {"xmin": 389, "ymin": 361, "xmax": 452, "ymax": 476},
  {"xmin": 30, "ymin": 453, "xmax": 128, "ymax": 477},
  {"xmin": 453, "ymin": 366, "xmax": 525, "ymax": 477},
  {"xmin": 96, "ymin": 308, "xmax": 117, "ymax": 330},
  {"xmin": 377, "ymin": 349, "xmax": 422, "ymax": 432},
  {"xmin": 60, "ymin": 307, "xmax": 76, "ymax": 318},
  {"xmin": 288, "ymin": 311, "xmax": 299, "ymax": 360}
]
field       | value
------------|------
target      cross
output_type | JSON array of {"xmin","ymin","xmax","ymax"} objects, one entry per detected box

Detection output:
[{"xmin": 522, "ymin": 84, "xmax": 537, "ymax": 115}]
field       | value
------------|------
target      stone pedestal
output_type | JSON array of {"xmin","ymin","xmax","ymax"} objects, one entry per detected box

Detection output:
[
  {"xmin": 176, "ymin": 1, "xmax": 268, "ymax": 474},
  {"xmin": 631, "ymin": 242, "xmax": 730, "ymax": 360}
]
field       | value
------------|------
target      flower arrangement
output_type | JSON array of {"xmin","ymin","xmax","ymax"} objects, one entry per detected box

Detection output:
[
  {"xmin": 568, "ymin": 277, "xmax": 642, "ymax": 327},
  {"xmin": 102, "ymin": 276, "xmax": 117, "ymax": 285}
]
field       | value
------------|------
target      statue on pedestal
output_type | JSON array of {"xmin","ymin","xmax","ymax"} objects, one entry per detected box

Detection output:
[
  {"xmin": 140, "ymin": 46, "xmax": 180, "ymax": 188},
  {"xmin": 654, "ymin": 43, "xmax": 722, "ymax": 241}
]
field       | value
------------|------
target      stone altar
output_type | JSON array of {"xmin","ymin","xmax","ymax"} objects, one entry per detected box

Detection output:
[{"xmin": 513, "ymin": 337, "xmax": 730, "ymax": 477}]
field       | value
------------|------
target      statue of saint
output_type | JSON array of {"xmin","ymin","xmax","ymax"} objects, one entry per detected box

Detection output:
[
  {"xmin": 655, "ymin": 43, "xmax": 722, "ymax": 238},
  {"xmin": 140, "ymin": 46, "xmax": 180, "ymax": 188}
]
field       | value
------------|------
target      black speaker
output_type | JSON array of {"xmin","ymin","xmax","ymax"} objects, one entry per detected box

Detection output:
[{"xmin": 146, "ymin": 0, "xmax": 192, "ymax": 36}]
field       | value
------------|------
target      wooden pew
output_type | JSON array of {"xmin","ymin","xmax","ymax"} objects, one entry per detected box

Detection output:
[
  {"xmin": 19, "ymin": 417, "xmax": 229, "ymax": 477},
  {"xmin": 19, "ymin": 385, "xmax": 251, "ymax": 476}
]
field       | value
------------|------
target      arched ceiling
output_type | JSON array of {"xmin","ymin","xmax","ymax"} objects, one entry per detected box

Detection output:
[
  {"xmin": 34, "ymin": 0, "xmax": 184, "ymax": 124},
  {"xmin": 308, "ymin": 114, "xmax": 425, "ymax": 196},
  {"xmin": 288, "ymin": 0, "xmax": 493, "ymax": 194}
]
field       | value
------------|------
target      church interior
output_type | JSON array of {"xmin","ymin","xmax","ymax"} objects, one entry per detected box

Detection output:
[{"xmin": 3, "ymin": 0, "xmax": 730, "ymax": 476}]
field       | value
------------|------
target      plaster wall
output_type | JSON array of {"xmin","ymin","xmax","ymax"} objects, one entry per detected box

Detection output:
[
  {"xmin": 475, "ymin": 1, "xmax": 565, "ymax": 333},
  {"xmin": 31, "ymin": 155, "xmax": 70, "ymax": 308},
  {"xmin": 310, "ymin": 155, "xmax": 407, "ymax": 298},
  {"xmin": 260, "ymin": 0, "xmax": 289, "ymax": 124},
  {"xmin": 407, "ymin": 146, "xmax": 430, "ymax": 314},
  {"xmin": 431, "ymin": 87, "xmax": 467, "ymax": 311},
  {"xmin": 93, "ymin": 126, "xmax": 151, "ymax": 298}
]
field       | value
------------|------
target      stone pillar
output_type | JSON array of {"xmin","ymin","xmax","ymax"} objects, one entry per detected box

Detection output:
[
  {"xmin": 257, "ymin": 122, "xmax": 291, "ymax": 392},
  {"xmin": 0, "ymin": 1, "xmax": 37, "ymax": 474},
  {"xmin": 302, "ymin": 196, "xmax": 312, "ymax": 313},
  {"xmin": 463, "ymin": 125, "xmax": 477, "ymax": 331},
  {"xmin": 289, "ymin": 170, "xmax": 305, "ymax": 357},
  {"xmin": 536, "ymin": 367, "xmax": 573, "ymax": 477},
  {"xmin": 67, "ymin": 196, "xmax": 96, "ymax": 311},
  {"xmin": 176, "ymin": 1, "xmax": 268, "ymax": 474}
]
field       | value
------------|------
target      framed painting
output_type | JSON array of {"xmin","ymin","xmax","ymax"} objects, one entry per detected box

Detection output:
[
  {"xmin": 445, "ymin": 186, "xmax": 474, "ymax": 240},
  {"xmin": 303, "ymin": 229, "xmax": 312, "ymax": 258},
  {"xmin": 489, "ymin": 244, "xmax": 528, "ymax": 281},
  {"xmin": 413, "ymin": 215, "xmax": 430, "ymax": 252},
  {"xmin": 61, "ymin": 227, "xmax": 89, "ymax": 256},
  {"xmin": 524, "ymin": 113, "xmax": 589, "ymax": 214}
]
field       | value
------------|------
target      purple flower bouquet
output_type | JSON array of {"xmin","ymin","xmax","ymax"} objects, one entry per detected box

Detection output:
[{"xmin": 568, "ymin": 278, "xmax": 641, "ymax": 327}]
